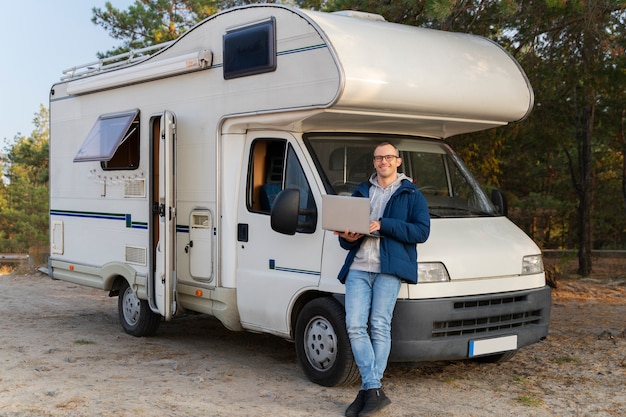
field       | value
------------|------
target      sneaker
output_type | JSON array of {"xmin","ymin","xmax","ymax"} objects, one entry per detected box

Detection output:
[
  {"xmin": 358, "ymin": 388, "xmax": 391, "ymax": 417},
  {"xmin": 345, "ymin": 390, "xmax": 366, "ymax": 417}
]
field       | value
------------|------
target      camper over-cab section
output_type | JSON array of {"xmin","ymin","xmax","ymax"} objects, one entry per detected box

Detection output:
[
  {"xmin": 49, "ymin": 5, "xmax": 549, "ymax": 387},
  {"xmin": 54, "ymin": 6, "xmax": 533, "ymax": 133}
]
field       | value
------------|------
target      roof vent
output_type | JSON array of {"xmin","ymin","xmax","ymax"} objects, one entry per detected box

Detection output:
[{"xmin": 331, "ymin": 10, "xmax": 386, "ymax": 22}]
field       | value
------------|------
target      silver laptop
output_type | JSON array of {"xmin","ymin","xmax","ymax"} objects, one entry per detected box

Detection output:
[{"xmin": 322, "ymin": 195, "xmax": 380, "ymax": 237}]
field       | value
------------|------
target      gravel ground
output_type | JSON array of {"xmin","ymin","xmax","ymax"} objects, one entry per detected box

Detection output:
[{"xmin": 0, "ymin": 260, "xmax": 625, "ymax": 417}]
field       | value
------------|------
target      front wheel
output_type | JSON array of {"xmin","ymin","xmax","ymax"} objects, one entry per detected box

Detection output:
[
  {"xmin": 295, "ymin": 297, "xmax": 359, "ymax": 387},
  {"xmin": 118, "ymin": 280, "xmax": 161, "ymax": 337}
]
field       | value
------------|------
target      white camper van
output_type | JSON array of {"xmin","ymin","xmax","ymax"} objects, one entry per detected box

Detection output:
[{"xmin": 49, "ymin": 4, "xmax": 551, "ymax": 386}]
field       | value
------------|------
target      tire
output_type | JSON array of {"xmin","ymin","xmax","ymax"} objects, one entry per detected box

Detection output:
[
  {"xmin": 117, "ymin": 280, "xmax": 161, "ymax": 337},
  {"xmin": 472, "ymin": 350, "xmax": 517, "ymax": 363},
  {"xmin": 294, "ymin": 297, "xmax": 359, "ymax": 387}
]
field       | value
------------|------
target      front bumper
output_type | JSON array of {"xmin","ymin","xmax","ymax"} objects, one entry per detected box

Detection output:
[{"xmin": 389, "ymin": 285, "xmax": 552, "ymax": 361}]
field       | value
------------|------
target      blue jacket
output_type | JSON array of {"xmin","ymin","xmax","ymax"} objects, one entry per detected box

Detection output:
[{"xmin": 337, "ymin": 179, "xmax": 430, "ymax": 284}]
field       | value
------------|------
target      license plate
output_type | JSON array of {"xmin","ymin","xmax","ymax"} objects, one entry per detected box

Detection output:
[{"xmin": 468, "ymin": 335, "xmax": 518, "ymax": 357}]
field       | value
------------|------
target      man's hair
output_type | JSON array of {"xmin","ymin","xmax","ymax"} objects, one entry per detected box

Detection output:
[{"xmin": 374, "ymin": 142, "xmax": 399, "ymax": 156}]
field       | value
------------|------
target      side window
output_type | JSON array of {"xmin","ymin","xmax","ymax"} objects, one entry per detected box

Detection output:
[
  {"xmin": 247, "ymin": 139, "xmax": 317, "ymax": 233},
  {"xmin": 102, "ymin": 116, "xmax": 140, "ymax": 170},
  {"xmin": 223, "ymin": 17, "xmax": 277, "ymax": 80},
  {"xmin": 285, "ymin": 145, "xmax": 316, "ymax": 233},
  {"xmin": 73, "ymin": 109, "xmax": 140, "ymax": 170},
  {"xmin": 248, "ymin": 139, "xmax": 286, "ymax": 213}
]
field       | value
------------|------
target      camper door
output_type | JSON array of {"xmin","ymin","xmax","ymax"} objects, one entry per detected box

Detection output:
[
  {"xmin": 235, "ymin": 133, "xmax": 323, "ymax": 334},
  {"xmin": 154, "ymin": 110, "xmax": 176, "ymax": 320}
]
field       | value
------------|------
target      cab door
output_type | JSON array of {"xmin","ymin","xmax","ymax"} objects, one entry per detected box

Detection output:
[
  {"xmin": 153, "ymin": 110, "xmax": 177, "ymax": 320},
  {"xmin": 235, "ymin": 133, "xmax": 323, "ymax": 334}
]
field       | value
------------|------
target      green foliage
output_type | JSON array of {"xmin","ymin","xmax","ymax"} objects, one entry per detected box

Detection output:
[
  {"xmin": 0, "ymin": 105, "xmax": 50, "ymax": 253},
  {"xmin": 510, "ymin": 1, "xmax": 626, "ymax": 260},
  {"xmin": 424, "ymin": 0, "xmax": 455, "ymax": 21},
  {"xmin": 514, "ymin": 395, "xmax": 544, "ymax": 407},
  {"xmin": 74, "ymin": 339, "xmax": 96, "ymax": 345},
  {"xmin": 92, "ymin": 0, "xmax": 222, "ymax": 56},
  {"xmin": 554, "ymin": 355, "xmax": 579, "ymax": 364},
  {"xmin": 92, "ymin": 1, "xmax": 305, "ymax": 56}
]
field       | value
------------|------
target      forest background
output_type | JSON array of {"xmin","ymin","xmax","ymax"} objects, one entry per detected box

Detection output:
[{"xmin": 1, "ymin": 0, "xmax": 625, "ymax": 276}]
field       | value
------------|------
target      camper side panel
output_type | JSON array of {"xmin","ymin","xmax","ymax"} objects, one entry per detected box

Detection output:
[{"xmin": 49, "ymin": 6, "xmax": 342, "ymax": 298}]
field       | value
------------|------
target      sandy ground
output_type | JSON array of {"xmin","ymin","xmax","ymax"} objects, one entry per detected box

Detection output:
[{"xmin": 1, "ymin": 262, "xmax": 625, "ymax": 417}]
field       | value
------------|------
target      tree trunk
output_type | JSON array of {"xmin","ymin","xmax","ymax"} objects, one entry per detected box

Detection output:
[
  {"xmin": 577, "ymin": 101, "xmax": 594, "ymax": 276},
  {"xmin": 619, "ymin": 109, "xmax": 626, "ymax": 212}
]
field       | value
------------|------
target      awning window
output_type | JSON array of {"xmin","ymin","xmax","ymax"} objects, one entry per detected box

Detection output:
[{"xmin": 74, "ymin": 109, "xmax": 139, "ymax": 162}]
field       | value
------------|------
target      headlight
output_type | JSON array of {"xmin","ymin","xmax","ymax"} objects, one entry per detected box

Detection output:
[
  {"xmin": 522, "ymin": 254, "xmax": 544, "ymax": 275},
  {"xmin": 418, "ymin": 262, "xmax": 450, "ymax": 283}
]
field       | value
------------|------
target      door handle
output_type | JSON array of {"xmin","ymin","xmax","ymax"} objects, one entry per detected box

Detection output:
[{"xmin": 237, "ymin": 223, "xmax": 249, "ymax": 242}]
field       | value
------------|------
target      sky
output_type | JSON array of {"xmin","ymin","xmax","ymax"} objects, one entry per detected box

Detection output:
[{"xmin": 0, "ymin": 0, "xmax": 135, "ymax": 145}]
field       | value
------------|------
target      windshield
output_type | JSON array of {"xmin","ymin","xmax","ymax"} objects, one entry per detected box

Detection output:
[{"xmin": 304, "ymin": 134, "xmax": 498, "ymax": 218}]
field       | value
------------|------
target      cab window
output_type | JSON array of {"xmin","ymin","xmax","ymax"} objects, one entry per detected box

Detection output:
[{"xmin": 247, "ymin": 139, "xmax": 316, "ymax": 232}]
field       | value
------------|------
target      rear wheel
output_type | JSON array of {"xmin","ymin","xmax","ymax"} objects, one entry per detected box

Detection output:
[
  {"xmin": 118, "ymin": 280, "xmax": 161, "ymax": 337},
  {"xmin": 295, "ymin": 297, "xmax": 359, "ymax": 387}
]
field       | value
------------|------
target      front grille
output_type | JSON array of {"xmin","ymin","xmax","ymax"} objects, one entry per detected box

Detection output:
[
  {"xmin": 432, "ymin": 295, "xmax": 543, "ymax": 338},
  {"xmin": 453, "ymin": 295, "xmax": 527, "ymax": 309}
]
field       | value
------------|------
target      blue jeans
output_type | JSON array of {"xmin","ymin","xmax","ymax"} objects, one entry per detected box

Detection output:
[{"xmin": 345, "ymin": 270, "xmax": 401, "ymax": 390}]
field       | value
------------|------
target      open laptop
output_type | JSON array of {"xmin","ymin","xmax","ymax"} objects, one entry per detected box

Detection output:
[{"xmin": 322, "ymin": 194, "xmax": 381, "ymax": 237}]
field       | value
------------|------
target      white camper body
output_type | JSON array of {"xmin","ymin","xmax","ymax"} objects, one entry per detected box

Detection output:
[{"xmin": 49, "ymin": 5, "xmax": 550, "ymax": 386}]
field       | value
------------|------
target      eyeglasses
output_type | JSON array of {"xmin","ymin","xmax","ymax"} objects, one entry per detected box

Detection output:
[{"xmin": 373, "ymin": 155, "xmax": 399, "ymax": 162}]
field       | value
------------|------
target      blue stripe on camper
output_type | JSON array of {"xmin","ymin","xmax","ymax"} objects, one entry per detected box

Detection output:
[
  {"xmin": 268, "ymin": 259, "xmax": 320, "ymax": 276},
  {"xmin": 50, "ymin": 209, "xmax": 148, "ymax": 229},
  {"xmin": 51, "ymin": 209, "xmax": 193, "ymax": 232}
]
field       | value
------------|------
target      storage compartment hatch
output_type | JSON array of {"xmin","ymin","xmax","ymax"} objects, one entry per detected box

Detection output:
[{"xmin": 189, "ymin": 210, "xmax": 213, "ymax": 281}]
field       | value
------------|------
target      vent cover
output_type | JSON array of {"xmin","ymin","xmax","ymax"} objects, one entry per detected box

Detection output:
[
  {"xmin": 192, "ymin": 213, "xmax": 210, "ymax": 228},
  {"xmin": 125, "ymin": 245, "xmax": 147, "ymax": 266},
  {"xmin": 124, "ymin": 178, "xmax": 146, "ymax": 198}
]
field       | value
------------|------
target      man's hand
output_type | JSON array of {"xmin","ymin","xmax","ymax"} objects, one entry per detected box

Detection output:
[
  {"xmin": 334, "ymin": 228, "xmax": 363, "ymax": 242},
  {"xmin": 369, "ymin": 220, "xmax": 381, "ymax": 234}
]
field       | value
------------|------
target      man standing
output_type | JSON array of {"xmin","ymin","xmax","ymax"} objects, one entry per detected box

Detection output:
[{"xmin": 335, "ymin": 142, "xmax": 430, "ymax": 417}]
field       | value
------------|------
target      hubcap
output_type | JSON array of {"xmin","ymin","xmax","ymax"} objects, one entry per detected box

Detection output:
[
  {"xmin": 304, "ymin": 315, "xmax": 337, "ymax": 371},
  {"xmin": 122, "ymin": 286, "xmax": 141, "ymax": 326}
]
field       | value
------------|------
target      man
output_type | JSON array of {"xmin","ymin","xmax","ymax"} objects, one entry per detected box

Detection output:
[{"xmin": 335, "ymin": 142, "xmax": 430, "ymax": 417}]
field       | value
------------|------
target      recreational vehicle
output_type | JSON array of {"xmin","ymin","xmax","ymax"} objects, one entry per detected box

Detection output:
[{"xmin": 49, "ymin": 4, "xmax": 551, "ymax": 386}]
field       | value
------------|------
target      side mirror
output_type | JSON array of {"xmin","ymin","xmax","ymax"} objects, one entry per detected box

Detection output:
[
  {"xmin": 491, "ymin": 189, "xmax": 508, "ymax": 216},
  {"xmin": 270, "ymin": 189, "xmax": 300, "ymax": 235}
]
